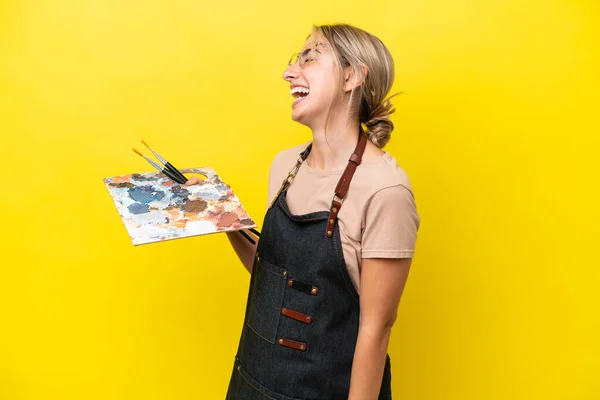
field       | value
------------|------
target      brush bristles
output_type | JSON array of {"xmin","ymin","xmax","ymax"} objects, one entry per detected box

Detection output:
[
  {"xmin": 141, "ymin": 140, "xmax": 149, "ymax": 148},
  {"xmin": 132, "ymin": 148, "xmax": 143, "ymax": 157}
]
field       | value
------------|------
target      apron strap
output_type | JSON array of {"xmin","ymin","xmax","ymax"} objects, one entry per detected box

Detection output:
[
  {"xmin": 268, "ymin": 143, "xmax": 313, "ymax": 209},
  {"xmin": 326, "ymin": 133, "xmax": 367, "ymax": 238},
  {"xmin": 269, "ymin": 132, "xmax": 368, "ymax": 239}
]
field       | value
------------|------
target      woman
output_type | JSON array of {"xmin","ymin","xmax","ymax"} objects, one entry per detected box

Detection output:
[{"xmin": 190, "ymin": 23, "xmax": 419, "ymax": 400}]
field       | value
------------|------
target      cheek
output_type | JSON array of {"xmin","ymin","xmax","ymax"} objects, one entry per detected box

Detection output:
[{"xmin": 307, "ymin": 71, "xmax": 340, "ymax": 100}]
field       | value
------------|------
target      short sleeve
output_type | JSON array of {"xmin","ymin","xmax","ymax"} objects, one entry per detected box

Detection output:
[
  {"xmin": 267, "ymin": 153, "xmax": 286, "ymax": 208},
  {"xmin": 266, "ymin": 142, "xmax": 312, "ymax": 209},
  {"xmin": 361, "ymin": 185, "xmax": 420, "ymax": 259}
]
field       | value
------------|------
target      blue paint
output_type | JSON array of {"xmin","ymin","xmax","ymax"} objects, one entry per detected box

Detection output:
[
  {"xmin": 171, "ymin": 186, "xmax": 190, "ymax": 201},
  {"xmin": 128, "ymin": 203, "xmax": 150, "ymax": 214},
  {"xmin": 128, "ymin": 185, "xmax": 165, "ymax": 204}
]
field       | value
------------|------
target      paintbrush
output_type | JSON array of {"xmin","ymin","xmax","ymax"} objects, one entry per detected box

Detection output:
[
  {"xmin": 141, "ymin": 140, "xmax": 188, "ymax": 183},
  {"xmin": 135, "ymin": 144, "xmax": 259, "ymax": 243},
  {"xmin": 132, "ymin": 148, "xmax": 186, "ymax": 184},
  {"xmin": 249, "ymin": 228, "xmax": 260, "ymax": 237},
  {"xmin": 239, "ymin": 230, "xmax": 256, "ymax": 245}
]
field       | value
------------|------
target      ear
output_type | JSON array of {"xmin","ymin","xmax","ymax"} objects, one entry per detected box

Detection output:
[{"xmin": 342, "ymin": 64, "xmax": 368, "ymax": 93}]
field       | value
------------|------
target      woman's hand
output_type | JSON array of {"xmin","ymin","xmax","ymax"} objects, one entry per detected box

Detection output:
[{"xmin": 184, "ymin": 176, "xmax": 204, "ymax": 185}]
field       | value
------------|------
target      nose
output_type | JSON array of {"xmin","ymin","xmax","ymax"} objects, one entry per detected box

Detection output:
[{"xmin": 283, "ymin": 63, "xmax": 301, "ymax": 82}]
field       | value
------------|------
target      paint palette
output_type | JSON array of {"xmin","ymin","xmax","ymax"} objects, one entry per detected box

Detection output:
[{"xmin": 103, "ymin": 167, "xmax": 257, "ymax": 245}]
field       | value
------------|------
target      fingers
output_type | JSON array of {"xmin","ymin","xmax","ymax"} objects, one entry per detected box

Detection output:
[{"xmin": 185, "ymin": 177, "xmax": 200, "ymax": 185}]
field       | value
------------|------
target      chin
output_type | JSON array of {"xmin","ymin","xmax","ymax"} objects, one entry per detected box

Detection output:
[
  {"xmin": 292, "ymin": 116, "xmax": 315, "ymax": 130},
  {"xmin": 291, "ymin": 105, "xmax": 318, "ymax": 126},
  {"xmin": 291, "ymin": 110, "xmax": 307, "ymax": 125}
]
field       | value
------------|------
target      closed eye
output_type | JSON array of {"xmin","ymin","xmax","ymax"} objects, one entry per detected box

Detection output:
[
  {"xmin": 299, "ymin": 48, "xmax": 313, "ymax": 63},
  {"xmin": 300, "ymin": 48, "xmax": 312, "ymax": 58}
]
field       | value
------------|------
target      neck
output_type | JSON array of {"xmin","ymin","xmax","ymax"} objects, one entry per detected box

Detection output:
[{"xmin": 307, "ymin": 119, "xmax": 361, "ymax": 170}]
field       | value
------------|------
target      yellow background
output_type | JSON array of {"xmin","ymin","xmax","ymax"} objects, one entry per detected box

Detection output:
[{"xmin": 1, "ymin": 0, "xmax": 598, "ymax": 399}]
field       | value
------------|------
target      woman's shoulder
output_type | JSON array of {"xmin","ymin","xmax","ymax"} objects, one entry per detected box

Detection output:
[
  {"xmin": 354, "ymin": 151, "xmax": 414, "ymax": 196},
  {"xmin": 356, "ymin": 153, "xmax": 420, "ymax": 237},
  {"xmin": 267, "ymin": 142, "xmax": 312, "ymax": 205},
  {"xmin": 271, "ymin": 141, "xmax": 312, "ymax": 169},
  {"xmin": 269, "ymin": 141, "xmax": 311, "ymax": 181}
]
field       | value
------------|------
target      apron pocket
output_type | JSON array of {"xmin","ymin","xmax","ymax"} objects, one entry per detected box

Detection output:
[
  {"xmin": 229, "ymin": 357, "xmax": 304, "ymax": 400},
  {"xmin": 246, "ymin": 256, "xmax": 287, "ymax": 344}
]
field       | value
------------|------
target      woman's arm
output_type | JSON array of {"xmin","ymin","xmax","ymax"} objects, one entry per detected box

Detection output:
[
  {"xmin": 348, "ymin": 257, "xmax": 412, "ymax": 400},
  {"xmin": 225, "ymin": 231, "xmax": 258, "ymax": 274}
]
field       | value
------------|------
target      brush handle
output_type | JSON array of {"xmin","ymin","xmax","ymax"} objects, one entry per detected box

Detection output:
[
  {"xmin": 143, "ymin": 144, "xmax": 187, "ymax": 183},
  {"xmin": 239, "ymin": 229, "xmax": 256, "ymax": 245},
  {"xmin": 249, "ymin": 228, "xmax": 261, "ymax": 237},
  {"xmin": 161, "ymin": 166, "xmax": 186, "ymax": 184},
  {"xmin": 165, "ymin": 162, "xmax": 188, "ymax": 183},
  {"xmin": 141, "ymin": 154, "xmax": 184, "ymax": 184}
]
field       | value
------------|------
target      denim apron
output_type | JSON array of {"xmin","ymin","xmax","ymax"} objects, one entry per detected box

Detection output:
[{"xmin": 226, "ymin": 134, "xmax": 392, "ymax": 400}]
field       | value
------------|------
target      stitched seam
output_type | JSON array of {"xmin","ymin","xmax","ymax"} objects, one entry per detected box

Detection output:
[
  {"xmin": 258, "ymin": 259, "xmax": 287, "ymax": 278},
  {"xmin": 278, "ymin": 191, "xmax": 329, "ymax": 222},
  {"xmin": 235, "ymin": 361, "xmax": 305, "ymax": 400},
  {"xmin": 235, "ymin": 367, "xmax": 278, "ymax": 400},
  {"xmin": 280, "ymin": 203, "xmax": 328, "ymax": 222},
  {"xmin": 274, "ymin": 279, "xmax": 285, "ymax": 340},
  {"xmin": 245, "ymin": 323, "xmax": 276, "ymax": 344},
  {"xmin": 333, "ymin": 226, "xmax": 359, "ymax": 303},
  {"xmin": 362, "ymin": 250, "xmax": 415, "ymax": 256},
  {"xmin": 246, "ymin": 260, "xmax": 286, "ymax": 344}
]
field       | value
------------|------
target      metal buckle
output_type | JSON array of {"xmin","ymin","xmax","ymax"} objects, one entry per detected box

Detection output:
[
  {"xmin": 330, "ymin": 193, "xmax": 345, "ymax": 208},
  {"xmin": 268, "ymin": 159, "xmax": 304, "ymax": 209}
]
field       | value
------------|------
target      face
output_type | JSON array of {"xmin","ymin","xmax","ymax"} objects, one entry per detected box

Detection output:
[{"xmin": 282, "ymin": 34, "xmax": 342, "ymax": 127}]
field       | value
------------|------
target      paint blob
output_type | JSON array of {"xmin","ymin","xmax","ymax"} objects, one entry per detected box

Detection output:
[
  {"xmin": 217, "ymin": 212, "xmax": 239, "ymax": 227},
  {"xmin": 128, "ymin": 203, "xmax": 150, "ymax": 215},
  {"xmin": 128, "ymin": 185, "xmax": 166, "ymax": 204},
  {"xmin": 182, "ymin": 199, "xmax": 207, "ymax": 213}
]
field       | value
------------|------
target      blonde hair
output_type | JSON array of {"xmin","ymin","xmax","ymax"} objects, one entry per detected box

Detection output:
[{"xmin": 313, "ymin": 24, "xmax": 398, "ymax": 148}]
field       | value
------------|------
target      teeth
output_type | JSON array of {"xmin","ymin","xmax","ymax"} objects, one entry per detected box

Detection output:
[{"xmin": 290, "ymin": 86, "xmax": 310, "ymax": 96}]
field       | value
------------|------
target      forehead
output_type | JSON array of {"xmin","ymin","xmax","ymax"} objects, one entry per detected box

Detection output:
[{"xmin": 301, "ymin": 33, "xmax": 328, "ymax": 50}]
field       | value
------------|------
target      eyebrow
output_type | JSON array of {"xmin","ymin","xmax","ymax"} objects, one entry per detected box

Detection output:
[{"xmin": 300, "ymin": 48, "xmax": 312, "ymax": 57}]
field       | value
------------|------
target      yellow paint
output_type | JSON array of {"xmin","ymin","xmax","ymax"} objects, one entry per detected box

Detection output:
[{"xmin": 1, "ymin": 0, "xmax": 598, "ymax": 398}]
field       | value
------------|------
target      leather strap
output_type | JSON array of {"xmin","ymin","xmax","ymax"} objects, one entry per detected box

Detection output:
[
  {"xmin": 270, "ymin": 132, "xmax": 368, "ymax": 239},
  {"xmin": 287, "ymin": 278, "xmax": 319, "ymax": 296},
  {"xmin": 268, "ymin": 143, "xmax": 313, "ymax": 209},
  {"xmin": 277, "ymin": 337, "xmax": 307, "ymax": 351},
  {"xmin": 281, "ymin": 307, "xmax": 313, "ymax": 324},
  {"xmin": 326, "ymin": 133, "xmax": 368, "ymax": 238}
]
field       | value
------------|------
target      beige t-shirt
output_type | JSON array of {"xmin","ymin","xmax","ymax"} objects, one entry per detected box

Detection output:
[{"xmin": 267, "ymin": 142, "xmax": 420, "ymax": 294}]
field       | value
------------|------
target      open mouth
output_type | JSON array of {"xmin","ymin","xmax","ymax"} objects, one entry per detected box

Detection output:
[{"xmin": 290, "ymin": 86, "xmax": 310, "ymax": 102}]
